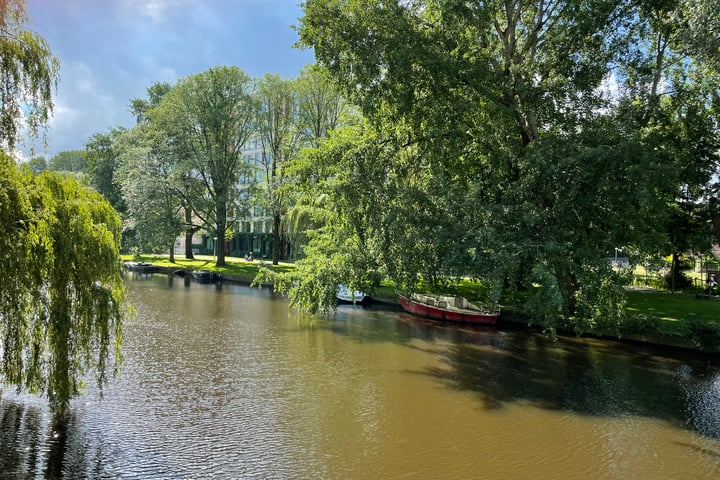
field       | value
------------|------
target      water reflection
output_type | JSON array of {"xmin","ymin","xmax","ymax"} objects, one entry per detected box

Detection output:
[
  {"xmin": 0, "ymin": 397, "xmax": 45, "ymax": 478},
  {"xmin": 1, "ymin": 274, "xmax": 720, "ymax": 479},
  {"xmin": 331, "ymin": 307, "xmax": 720, "ymax": 436}
]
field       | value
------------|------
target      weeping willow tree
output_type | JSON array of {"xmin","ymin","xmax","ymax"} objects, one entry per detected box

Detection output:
[
  {"xmin": 0, "ymin": 0, "xmax": 59, "ymax": 150},
  {"xmin": 0, "ymin": 154, "xmax": 126, "ymax": 413},
  {"xmin": 0, "ymin": 0, "xmax": 122, "ymax": 414}
]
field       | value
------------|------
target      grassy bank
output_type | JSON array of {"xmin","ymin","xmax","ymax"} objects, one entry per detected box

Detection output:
[
  {"xmin": 625, "ymin": 290, "xmax": 720, "ymax": 335},
  {"xmin": 120, "ymin": 253, "xmax": 295, "ymax": 281},
  {"xmin": 622, "ymin": 290, "xmax": 720, "ymax": 351}
]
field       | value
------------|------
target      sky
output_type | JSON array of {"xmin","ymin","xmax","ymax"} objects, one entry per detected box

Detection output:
[{"xmin": 23, "ymin": 0, "xmax": 316, "ymax": 159}]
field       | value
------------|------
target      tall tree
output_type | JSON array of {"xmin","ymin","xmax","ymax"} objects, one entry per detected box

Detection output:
[
  {"xmin": 151, "ymin": 66, "xmax": 256, "ymax": 267},
  {"xmin": 0, "ymin": 0, "xmax": 58, "ymax": 150},
  {"xmin": 27, "ymin": 155, "xmax": 46, "ymax": 173},
  {"xmin": 129, "ymin": 81, "xmax": 172, "ymax": 125},
  {"xmin": 127, "ymin": 81, "xmax": 204, "ymax": 260},
  {"xmin": 256, "ymin": 74, "xmax": 301, "ymax": 265},
  {"xmin": 299, "ymin": 0, "xmax": 624, "ymax": 146},
  {"xmin": 115, "ymin": 126, "xmax": 184, "ymax": 261},
  {"xmin": 292, "ymin": 0, "xmax": 633, "ymax": 319},
  {"xmin": 85, "ymin": 128, "xmax": 127, "ymax": 213},
  {"xmin": 1, "ymin": 154, "xmax": 125, "ymax": 413},
  {"xmin": 296, "ymin": 64, "xmax": 348, "ymax": 148},
  {"xmin": 616, "ymin": 0, "xmax": 720, "ymax": 277},
  {"xmin": 283, "ymin": 65, "xmax": 353, "ymax": 260},
  {"xmin": 0, "ymin": 1, "xmax": 125, "ymax": 415},
  {"xmin": 48, "ymin": 149, "xmax": 87, "ymax": 172},
  {"xmin": 289, "ymin": 0, "xmax": 720, "ymax": 332}
]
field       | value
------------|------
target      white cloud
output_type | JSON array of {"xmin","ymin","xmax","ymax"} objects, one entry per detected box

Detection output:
[
  {"xmin": 31, "ymin": 61, "xmax": 132, "ymax": 156},
  {"xmin": 137, "ymin": 54, "xmax": 179, "ymax": 83},
  {"xmin": 118, "ymin": 0, "xmax": 188, "ymax": 22},
  {"xmin": 23, "ymin": 0, "xmax": 315, "ymax": 158}
]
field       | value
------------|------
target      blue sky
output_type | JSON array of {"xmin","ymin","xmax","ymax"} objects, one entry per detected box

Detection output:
[{"xmin": 24, "ymin": 0, "xmax": 315, "ymax": 158}]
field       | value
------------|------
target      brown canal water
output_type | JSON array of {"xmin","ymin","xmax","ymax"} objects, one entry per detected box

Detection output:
[{"xmin": 1, "ymin": 274, "xmax": 720, "ymax": 479}]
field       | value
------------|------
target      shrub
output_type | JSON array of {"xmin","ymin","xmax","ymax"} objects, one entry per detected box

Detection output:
[
  {"xmin": 664, "ymin": 270, "xmax": 692, "ymax": 290},
  {"xmin": 623, "ymin": 313, "xmax": 660, "ymax": 334},
  {"xmin": 688, "ymin": 319, "xmax": 720, "ymax": 352}
]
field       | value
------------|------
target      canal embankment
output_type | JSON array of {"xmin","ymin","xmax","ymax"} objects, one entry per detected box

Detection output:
[{"xmin": 121, "ymin": 256, "xmax": 720, "ymax": 354}]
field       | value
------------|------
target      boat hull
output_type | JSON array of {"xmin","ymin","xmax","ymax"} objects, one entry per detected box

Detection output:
[
  {"xmin": 191, "ymin": 270, "xmax": 219, "ymax": 282},
  {"xmin": 336, "ymin": 285, "xmax": 369, "ymax": 305},
  {"xmin": 123, "ymin": 261, "xmax": 161, "ymax": 273},
  {"xmin": 398, "ymin": 295, "xmax": 499, "ymax": 325}
]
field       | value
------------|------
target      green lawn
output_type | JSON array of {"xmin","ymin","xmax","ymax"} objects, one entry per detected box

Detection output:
[
  {"xmin": 625, "ymin": 290, "xmax": 720, "ymax": 337},
  {"xmin": 120, "ymin": 253, "xmax": 295, "ymax": 279}
]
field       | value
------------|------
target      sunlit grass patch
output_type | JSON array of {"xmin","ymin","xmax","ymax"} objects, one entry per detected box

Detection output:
[{"xmin": 120, "ymin": 253, "xmax": 296, "ymax": 278}]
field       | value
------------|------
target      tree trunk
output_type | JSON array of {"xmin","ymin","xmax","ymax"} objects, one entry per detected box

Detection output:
[
  {"xmin": 184, "ymin": 207, "xmax": 195, "ymax": 259},
  {"xmin": 215, "ymin": 199, "xmax": 227, "ymax": 267},
  {"xmin": 215, "ymin": 228, "xmax": 226, "ymax": 267},
  {"xmin": 712, "ymin": 212, "xmax": 720, "ymax": 247},
  {"xmin": 562, "ymin": 272, "xmax": 577, "ymax": 316},
  {"xmin": 169, "ymin": 242, "xmax": 175, "ymax": 263},
  {"xmin": 272, "ymin": 213, "xmax": 281, "ymax": 265}
]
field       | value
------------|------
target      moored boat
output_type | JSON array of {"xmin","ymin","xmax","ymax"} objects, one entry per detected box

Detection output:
[
  {"xmin": 398, "ymin": 293, "xmax": 499, "ymax": 325},
  {"xmin": 123, "ymin": 261, "xmax": 161, "ymax": 273},
  {"xmin": 337, "ymin": 285, "xmax": 369, "ymax": 305},
  {"xmin": 191, "ymin": 270, "xmax": 219, "ymax": 282}
]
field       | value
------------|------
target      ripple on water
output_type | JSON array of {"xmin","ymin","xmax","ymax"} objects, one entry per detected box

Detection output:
[{"xmin": 3, "ymin": 279, "xmax": 720, "ymax": 479}]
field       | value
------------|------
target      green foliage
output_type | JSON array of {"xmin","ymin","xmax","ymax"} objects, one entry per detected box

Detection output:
[
  {"xmin": 521, "ymin": 263, "xmax": 567, "ymax": 332},
  {"xmin": 571, "ymin": 264, "xmax": 627, "ymax": 335},
  {"xmin": 622, "ymin": 313, "xmax": 661, "ymax": 335},
  {"xmin": 255, "ymin": 219, "xmax": 378, "ymax": 314},
  {"xmin": 0, "ymin": 0, "xmax": 59, "ymax": 150},
  {"xmin": 130, "ymin": 81, "xmax": 172, "ymax": 124},
  {"xmin": 688, "ymin": 319, "xmax": 720, "ymax": 352},
  {"xmin": 0, "ymin": 154, "xmax": 126, "ymax": 413},
  {"xmin": 27, "ymin": 155, "xmax": 47, "ymax": 174},
  {"xmin": 124, "ymin": 80, "xmax": 206, "ymax": 259},
  {"xmin": 283, "ymin": 65, "xmax": 355, "ymax": 261},
  {"xmin": 150, "ymin": 66, "xmax": 256, "ymax": 267},
  {"xmin": 256, "ymin": 74, "xmax": 302, "ymax": 265},
  {"xmin": 664, "ymin": 270, "xmax": 693, "ymax": 291},
  {"xmin": 48, "ymin": 150, "xmax": 87, "ymax": 173},
  {"xmin": 295, "ymin": 64, "xmax": 350, "ymax": 148},
  {"xmin": 115, "ymin": 126, "xmax": 184, "ymax": 257},
  {"xmin": 286, "ymin": 0, "xmax": 720, "ymax": 332},
  {"xmin": 84, "ymin": 128, "xmax": 127, "ymax": 213}
]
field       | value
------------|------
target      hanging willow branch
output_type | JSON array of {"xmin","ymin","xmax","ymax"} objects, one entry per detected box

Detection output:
[{"xmin": 0, "ymin": 155, "xmax": 127, "ymax": 413}]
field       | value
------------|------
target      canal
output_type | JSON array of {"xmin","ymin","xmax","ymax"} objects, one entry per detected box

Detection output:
[{"xmin": 1, "ymin": 274, "xmax": 719, "ymax": 479}]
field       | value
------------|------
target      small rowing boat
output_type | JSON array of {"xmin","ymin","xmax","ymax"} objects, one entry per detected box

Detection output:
[
  {"xmin": 337, "ymin": 285, "xmax": 369, "ymax": 305},
  {"xmin": 398, "ymin": 293, "xmax": 499, "ymax": 325}
]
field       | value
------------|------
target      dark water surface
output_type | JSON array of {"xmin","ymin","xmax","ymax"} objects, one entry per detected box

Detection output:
[{"xmin": 2, "ymin": 274, "xmax": 720, "ymax": 479}]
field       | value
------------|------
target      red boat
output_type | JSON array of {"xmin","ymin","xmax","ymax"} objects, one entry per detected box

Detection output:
[{"xmin": 398, "ymin": 293, "xmax": 500, "ymax": 325}]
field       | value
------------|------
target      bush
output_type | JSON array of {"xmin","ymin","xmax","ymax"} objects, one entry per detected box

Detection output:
[
  {"xmin": 688, "ymin": 319, "xmax": 720, "ymax": 352},
  {"xmin": 664, "ymin": 270, "xmax": 692, "ymax": 290},
  {"xmin": 623, "ymin": 313, "xmax": 660, "ymax": 334}
]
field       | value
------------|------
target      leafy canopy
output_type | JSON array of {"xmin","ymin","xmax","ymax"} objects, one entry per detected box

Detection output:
[
  {"xmin": 0, "ymin": 0, "xmax": 58, "ymax": 150},
  {"xmin": 0, "ymin": 154, "xmax": 126, "ymax": 413},
  {"xmin": 284, "ymin": 0, "xmax": 719, "ymax": 333},
  {"xmin": 150, "ymin": 66, "xmax": 257, "ymax": 267}
]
